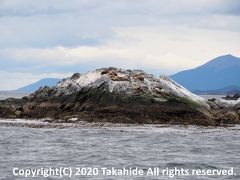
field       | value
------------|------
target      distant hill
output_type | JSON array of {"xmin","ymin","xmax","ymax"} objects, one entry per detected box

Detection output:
[
  {"xmin": 16, "ymin": 78, "xmax": 61, "ymax": 93},
  {"xmin": 171, "ymin": 54, "xmax": 240, "ymax": 91},
  {"xmin": 192, "ymin": 85, "xmax": 240, "ymax": 95}
]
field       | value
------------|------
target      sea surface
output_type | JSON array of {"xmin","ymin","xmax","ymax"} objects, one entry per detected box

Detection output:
[
  {"xmin": 0, "ymin": 95, "xmax": 240, "ymax": 180},
  {"xmin": 0, "ymin": 91, "xmax": 28, "ymax": 100},
  {"xmin": 1, "ymin": 120, "xmax": 240, "ymax": 180}
]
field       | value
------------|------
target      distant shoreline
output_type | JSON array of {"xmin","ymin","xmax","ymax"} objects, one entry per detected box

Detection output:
[
  {"xmin": 0, "ymin": 118, "xmax": 239, "ymax": 129},
  {"xmin": 0, "ymin": 91, "xmax": 29, "ymax": 100}
]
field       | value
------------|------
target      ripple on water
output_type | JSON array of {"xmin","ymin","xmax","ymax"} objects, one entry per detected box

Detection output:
[{"xmin": 0, "ymin": 121, "xmax": 240, "ymax": 179}]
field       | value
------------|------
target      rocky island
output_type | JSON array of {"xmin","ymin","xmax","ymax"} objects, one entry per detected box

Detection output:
[{"xmin": 0, "ymin": 67, "xmax": 240, "ymax": 126}]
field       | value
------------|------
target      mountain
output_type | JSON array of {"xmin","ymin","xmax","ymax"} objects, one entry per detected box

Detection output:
[
  {"xmin": 16, "ymin": 78, "xmax": 61, "ymax": 93},
  {"xmin": 171, "ymin": 54, "xmax": 240, "ymax": 91}
]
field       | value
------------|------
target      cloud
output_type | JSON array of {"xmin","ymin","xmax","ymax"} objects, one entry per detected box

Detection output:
[
  {"xmin": 1, "ymin": 25, "xmax": 239, "ymax": 73},
  {"xmin": 1, "ymin": 0, "xmax": 240, "ymax": 16},
  {"xmin": 0, "ymin": 0, "xmax": 239, "ymax": 48},
  {"xmin": 0, "ymin": 0, "xmax": 239, "ymax": 89}
]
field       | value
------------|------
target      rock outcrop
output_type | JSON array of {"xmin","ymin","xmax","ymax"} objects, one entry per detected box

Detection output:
[
  {"xmin": 223, "ymin": 94, "xmax": 240, "ymax": 101},
  {"xmin": 0, "ymin": 67, "xmax": 239, "ymax": 126}
]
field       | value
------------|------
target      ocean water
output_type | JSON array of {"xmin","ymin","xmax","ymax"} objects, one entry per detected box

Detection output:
[
  {"xmin": 0, "ymin": 120, "xmax": 240, "ymax": 180},
  {"xmin": 0, "ymin": 94, "xmax": 240, "ymax": 179}
]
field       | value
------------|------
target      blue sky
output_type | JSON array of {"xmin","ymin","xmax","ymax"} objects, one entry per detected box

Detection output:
[{"xmin": 0, "ymin": 0, "xmax": 240, "ymax": 90}]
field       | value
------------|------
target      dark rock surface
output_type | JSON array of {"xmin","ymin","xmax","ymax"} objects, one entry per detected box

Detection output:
[
  {"xmin": 0, "ymin": 87, "xmax": 213, "ymax": 125},
  {"xmin": 223, "ymin": 94, "xmax": 240, "ymax": 100}
]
